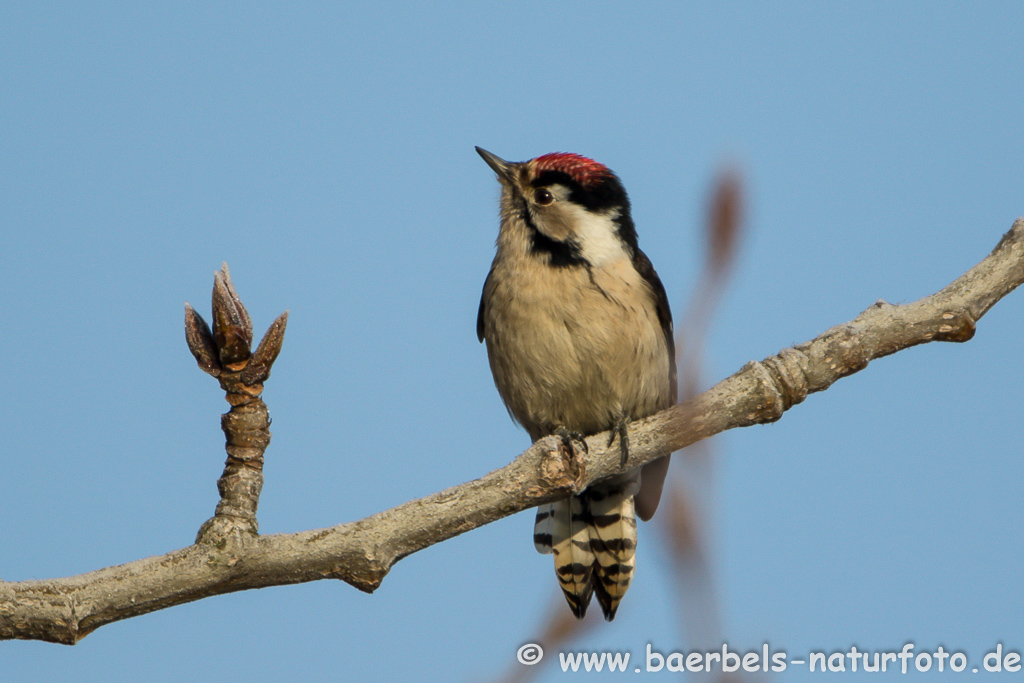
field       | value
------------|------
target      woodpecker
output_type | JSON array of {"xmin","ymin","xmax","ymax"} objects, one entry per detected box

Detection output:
[{"xmin": 475, "ymin": 147, "xmax": 677, "ymax": 620}]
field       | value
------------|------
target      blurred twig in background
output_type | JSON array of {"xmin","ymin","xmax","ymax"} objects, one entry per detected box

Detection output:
[{"xmin": 658, "ymin": 168, "xmax": 743, "ymax": 683}]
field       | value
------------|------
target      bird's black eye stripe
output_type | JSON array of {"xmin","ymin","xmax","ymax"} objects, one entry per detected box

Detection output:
[
  {"xmin": 519, "ymin": 200, "xmax": 585, "ymax": 268},
  {"xmin": 534, "ymin": 188, "xmax": 553, "ymax": 205}
]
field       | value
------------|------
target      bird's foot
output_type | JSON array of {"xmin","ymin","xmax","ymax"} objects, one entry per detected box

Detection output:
[
  {"xmin": 554, "ymin": 427, "xmax": 589, "ymax": 456},
  {"xmin": 607, "ymin": 416, "xmax": 630, "ymax": 468},
  {"xmin": 551, "ymin": 428, "xmax": 590, "ymax": 490}
]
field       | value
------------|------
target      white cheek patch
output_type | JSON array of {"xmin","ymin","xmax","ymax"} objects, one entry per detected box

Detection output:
[{"xmin": 562, "ymin": 204, "xmax": 628, "ymax": 267}]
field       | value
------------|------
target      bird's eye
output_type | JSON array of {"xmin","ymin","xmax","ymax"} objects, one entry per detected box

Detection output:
[{"xmin": 534, "ymin": 189, "xmax": 554, "ymax": 205}]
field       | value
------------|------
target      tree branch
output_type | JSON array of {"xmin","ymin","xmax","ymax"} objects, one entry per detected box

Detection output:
[{"xmin": 2, "ymin": 219, "xmax": 1022, "ymax": 645}]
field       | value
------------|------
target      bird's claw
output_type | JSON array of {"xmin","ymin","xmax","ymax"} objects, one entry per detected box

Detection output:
[
  {"xmin": 607, "ymin": 418, "xmax": 630, "ymax": 467},
  {"xmin": 554, "ymin": 428, "xmax": 589, "ymax": 455}
]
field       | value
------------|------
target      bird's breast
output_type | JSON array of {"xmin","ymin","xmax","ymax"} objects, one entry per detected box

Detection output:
[{"xmin": 483, "ymin": 256, "xmax": 671, "ymax": 440}]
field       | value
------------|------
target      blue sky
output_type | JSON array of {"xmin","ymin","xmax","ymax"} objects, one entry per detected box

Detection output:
[{"xmin": 2, "ymin": 2, "xmax": 1022, "ymax": 681}]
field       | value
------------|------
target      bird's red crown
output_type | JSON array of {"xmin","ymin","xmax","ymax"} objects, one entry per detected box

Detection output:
[{"xmin": 532, "ymin": 152, "xmax": 610, "ymax": 188}]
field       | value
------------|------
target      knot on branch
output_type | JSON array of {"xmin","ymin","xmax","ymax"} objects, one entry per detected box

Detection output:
[
  {"xmin": 185, "ymin": 264, "xmax": 288, "ymax": 546},
  {"xmin": 735, "ymin": 360, "xmax": 787, "ymax": 425},
  {"xmin": 760, "ymin": 347, "xmax": 811, "ymax": 412}
]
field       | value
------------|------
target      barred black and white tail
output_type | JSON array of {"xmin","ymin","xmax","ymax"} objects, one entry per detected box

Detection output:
[{"xmin": 533, "ymin": 486, "xmax": 637, "ymax": 620}]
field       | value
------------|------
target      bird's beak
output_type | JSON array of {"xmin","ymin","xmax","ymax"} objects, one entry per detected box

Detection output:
[{"xmin": 475, "ymin": 146, "xmax": 516, "ymax": 184}]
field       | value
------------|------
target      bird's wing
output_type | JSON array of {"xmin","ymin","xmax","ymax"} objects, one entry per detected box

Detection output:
[
  {"xmin": 476, "ymin": 265, "xmax": 495, "ymax": 343},
  {"xmin": 631, "ymin": 248, "xmax": 676, "ymax": 521}
]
